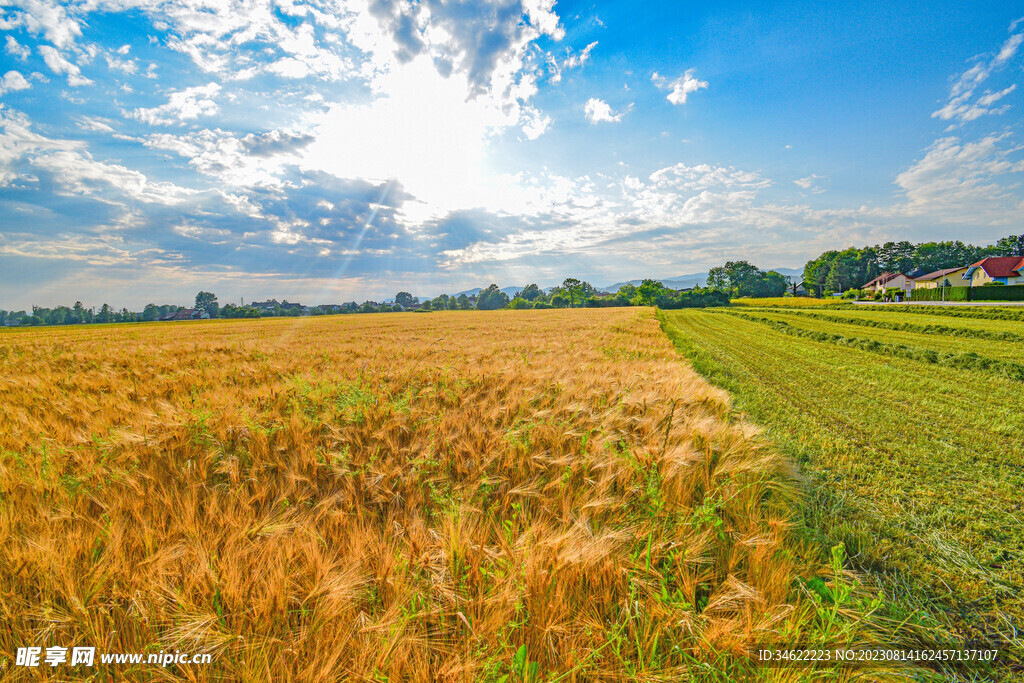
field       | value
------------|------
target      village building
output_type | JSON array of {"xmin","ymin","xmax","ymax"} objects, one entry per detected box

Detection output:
[
  {"xmin": 862, "ymin": 272, "xmax": 914, "ymax": 297},
  {"xmin": 159, "ymin": 308, "xmax": 210, "ymax": 321},
  {"xmin": 913, "ymin": 267, "xmax": 971, "ymax": 289},
  {"xmin": 962, "ymin": 257, "xmax": 1024, "ymax": 286}
]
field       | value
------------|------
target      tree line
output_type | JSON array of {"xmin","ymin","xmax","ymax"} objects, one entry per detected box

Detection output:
[
  {"xmin": 1, "ymin": 276, "xmax": 740, "ymax": 327},
  {"xmin": 803, "ymin": 234, "xmax": 1024, "ymax": 297}
]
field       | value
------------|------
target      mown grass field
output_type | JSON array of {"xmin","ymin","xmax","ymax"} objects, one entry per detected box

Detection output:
[
  {"xmin": 0, "ymin": 310, "xmax": 916, "ymax": 681},
  {"xmin": 731, "ymin": 298, "xmax": 853, "ymax": 308},
  {"xmin": 737, "ymin": 308, "xmax": 1024, "ymax": 362},
  {"xmin": 661, "ymin": 305, "xmax": 1024, "ymax": 679}
]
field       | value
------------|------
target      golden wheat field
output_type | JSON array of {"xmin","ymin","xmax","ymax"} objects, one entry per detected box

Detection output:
[{"xmin": 1, "ymin": 309, "xmax": 903, "ymax": 681}]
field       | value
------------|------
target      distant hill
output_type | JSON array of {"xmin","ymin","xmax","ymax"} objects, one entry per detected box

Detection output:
[
  {"xmin": 600, "ymin": 267, "xmax": 803, "ymax": 293},
  {"xmin": 407, "ymin": 269, "xmax": 805, "ymax": 301},
  {"xmin": 451, "ymin": 286, "xmax": 526, "ymax": 298}
]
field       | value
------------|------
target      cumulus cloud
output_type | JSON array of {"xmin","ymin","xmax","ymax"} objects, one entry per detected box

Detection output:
[
  {"xmin": 364, "ymin": 0, "xmax": 564, "ymax": 97},
  {"xmin": 894, "ymin": 134, "xmax": 1024, "ymax": 222},
  {"xmin": 0, "ymin": 0, "xmax": 81, "ymax": 48},
  {"xmin": 653, "ymin": 69, "xmax": 708, "ymax": 105},
  {"xmin": 37, "ymin": 45, "xmax": 93, "ymax": 86},
  {"xmin": 129, "ymin": 83, "xmax": 221, "ymax": 126},
  {"xmin": 5, "ymin": 35, "xmax": 30, "ymax": 60},
  {"xmin": 584, "ymin": 97, "xmax": 625, "ymax": 123},
  {"xmin": 105, "ymin": 51, "xmax": 138, "ymax": 75},
  {"xmin": 519, "ymin": 105, "xmax": 551, "ymax": 139},
  {"xmin": 0, "ymin": 70, "xmax": 31, "ymax": 95}
]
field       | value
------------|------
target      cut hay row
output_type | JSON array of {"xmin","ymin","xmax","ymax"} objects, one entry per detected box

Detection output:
[
  {"xmin": 715, "ymin": 309, "xmax": 1024, "ymax": 381},
  {"xmin": 853, "ymin": 304, "xmax": 1024, "ymax": 322},
  {"xmin": 659, "ymin": 309, "xmax": 1024, "ymax": 680},
  {"xmin": 740, "ymin": 307, "xmax": 1024, "ymax": 343}
]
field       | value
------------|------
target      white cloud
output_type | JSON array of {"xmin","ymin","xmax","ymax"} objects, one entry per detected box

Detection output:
[
  {"xmin": 547, "ymin": 41, "xmax": 597, "ymax": 82},
  {"xmin": 76, "ymin": 116, "xmax": 117, "ymax": 133},
  {"xmin": 0, "ymin": 71, "xmax": 31, "ymax": 95},
  {"xmin": 933, "ymin": 24, "xmax": 1022, "ymax": 126},
  {"xmin": 32, "ymin": 149, "xmax": 193, "ymax": 204},
  {"xmin": 584, "ymin": 97, "xmax": 624, "ymax": 123},
  {"xmin": 440, "ymin": 161, "xmax": 778, "ymax": 266},
  {"xmin": 37, "ymin": 45, "xmax": 93, "ymax": 86},
  {"xmin": 566, "ymin": 41, "xmax": 597, "ymax": 69},
  {"xmin": 996, "ymin": 32, "xmax": 1024, "ymax": 63},
  {"xmin": 0, "ymin": 0, "xmax": 81, "ymax": 48},
  {"xmin": 977, "ymin": 84, "xmax": 1018, "ymax": 106},
  {"xmin": 105, "ymin": 51, "xmax": 138, "ymax": 74},
  {"xmin": 793, "ymin": 174, "xmax": 825, "ymax": 193},
  {"xmin": 5, "ymin": 35, "xmax": 30, "ymax": 60},
  {"xmin": 647, "ymin": 162, "xmax": 770, "ymax": 191},
  {"xmin": 143, "ymin": 127, "xmax": 306, "ymax": 186},
  {"xmin": 654, "ymin": 68, "xmax": 708, "ymax": 105},
  {"xmin": 173, "ymin": 222, "xmax": 231, "ymax": 240},
  {"xmin": 519, "ymin": 105, "xmax": 551, "ymax": 139},
  {"xmin": 894, "ymin": 134, "xmax": 1024, "ymax": 222},
  {"xmin": 0, "ymin": 105, "xmax": 188, "ymax": 204},
  {"xmin": 61, "ymin": 0, "xmax": 564, "ymax": 225},
  {"xmin": 0, "ymin": 105, "xmax": 73, "ymax": 185},
  {"xmin": 129, "ymin": 82, "xmax": 221, "ymax": 126}
]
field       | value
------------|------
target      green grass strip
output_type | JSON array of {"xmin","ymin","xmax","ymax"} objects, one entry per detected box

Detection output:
[
  {"xmin": 852, "ymin": 304, "xmax": 1024, "ymax": 322},
  {"xmin": 752, "ymin": 308, "xmax": 1024, "ymax": 343},
  {"xmin": 714, "ymin": 309, "xmax": 1024, "ymax": 382}
]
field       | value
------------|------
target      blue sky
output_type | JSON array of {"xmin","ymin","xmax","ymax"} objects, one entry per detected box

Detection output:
[{"xmin": 2, "ymin": 0, "xmax": 1023, "ymax": 308}]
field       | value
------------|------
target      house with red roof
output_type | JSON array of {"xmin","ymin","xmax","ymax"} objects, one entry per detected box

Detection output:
[
  {"xmin": 962, "ymin": 257, "xmax": 1024, "ymax": 286},
  {"xmin": 862, "ymin": 272, "xmax": 914, "ymax": 297}
]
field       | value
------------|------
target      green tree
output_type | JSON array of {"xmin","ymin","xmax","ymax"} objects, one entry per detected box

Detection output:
[
  {"xmin": 994, "ymin": 234, "xmax": 1024, "ymax": 257},
  {"xmin": 707, "ymin": 261, "xmax": 763, "ymax": 295},
  {"xmin": 708, "ymin": 261, "xmax": 791, "ymax": 297},
  {"xmin": 518, "ymin": 283, "xmax": 543, "ymax": 301},
  {"xmin": 456, "ymin": 294, "xmax": 472, "ymax": 310},
  {"xmin": 96, "ymin": 304, "xmax": 113, "ymax": 324},
  {"xmin": 476, "ymin": 284, "xmax": 509, "ymax": 310},
  {"xmin": 395, "ymin": 291, "xmax": 417, "ymax": 308},
  {"xmin": 761, "ymin": 271, "xmax": 789, "ymax": 297},
  {"xmin": 561, "ymin": 278, "xmax": 583, "ymax": 307},
  {"xmin": 560, "ymin": 278, "xmax": 595, "ymax": 307},
  {"xmin": 876, "ymin": 241, "xmax": 915, "ymax": 273},
  {"xmin": 508, "ymin": 296, "xmax": 533, "ymax": 310},
  {"xmin": 195, "ymin": 291, "xmax": 219, "ymax": 317},
  {"xmin": 913, "ymin": 241, "xmax": 982, "ymax": 272},
  {"xmin": 635, "ymin": 279, "xmax": 667, "ymax": 306},
  {"xmin": 616, "ymin": 283, "xmax": 638, "ymax": 305},
  {"xmin": 70, "ymin": 301, "xmax": 87, "ymax": 324}
]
